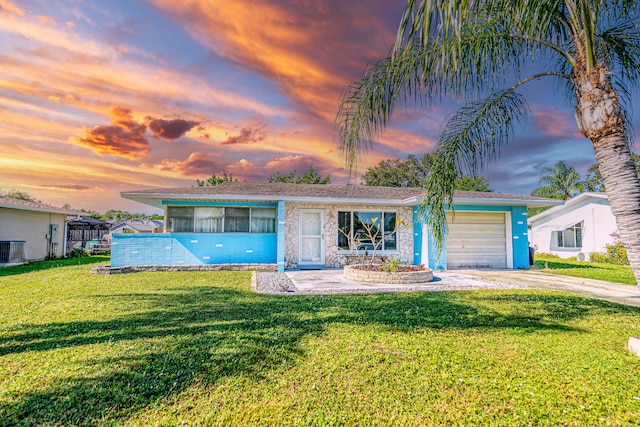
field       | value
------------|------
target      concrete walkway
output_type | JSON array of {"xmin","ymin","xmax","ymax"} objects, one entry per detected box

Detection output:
[
  {"xmin": 285, "ymin": 268, "xmax": 640, "ymax": 307},
  {"xmin": 285, "ymin": 269, "xmax": 523, "ymax": 294}
]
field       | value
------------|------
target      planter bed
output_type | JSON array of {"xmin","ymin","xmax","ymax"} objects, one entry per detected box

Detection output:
[{"xmin": 344, "ymin": 264, "xmax": 433, "ymax": 284}]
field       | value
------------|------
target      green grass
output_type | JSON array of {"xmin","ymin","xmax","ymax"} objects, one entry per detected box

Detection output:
[
  {"xmin": 1, "ymin": 262, "xmax": 640, "ymax": 426},
  {"xmin": 0, "ymin": 255, "xmax": 110, "ymax": 277},
  {"xmin": 533, "ymin": 253, "xmax": 637, "ymax": 285}
]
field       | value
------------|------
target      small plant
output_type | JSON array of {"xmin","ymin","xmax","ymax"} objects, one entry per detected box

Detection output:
[
  {"xmin": 67, "ymin": 247, "xmax": 90, "ymax": 258},
  {"xmin": 590, "ymin": 232, "xmax": 629, "ymax": 265},
  {"xmin": 339, "ymin": 218, "xmax": 405, "ymax": 267},
  {"xmin": 381, "ymin": 256, "xmax": 403, "ymax": 272}
]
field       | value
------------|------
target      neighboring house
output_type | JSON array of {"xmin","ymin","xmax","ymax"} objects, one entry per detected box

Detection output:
[
  {"xmin": 109, "ymin": 219, "xmax": 164, "ymax": 234},
  {"xmin": 0, "ymin": 197, "xmax": 80, "ymax": 265},
  {"xmin": 529, "ymin": 192, "xmax": 617, "ymax": 260},
  {"xmin": 114, "ymin": 182, "xmax": 558, "ymax": 271}
]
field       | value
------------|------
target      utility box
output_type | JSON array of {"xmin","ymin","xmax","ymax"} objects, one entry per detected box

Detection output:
[{"xmin": 50, "ymin": 224, "xmax": 59, "ymax": 242}]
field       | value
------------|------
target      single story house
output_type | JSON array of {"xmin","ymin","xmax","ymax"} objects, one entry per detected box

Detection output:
[
  {"xmin": 114, "ymin": 182, "xmax": 558, "ymax": 272},
  {"xmin": 109, "ymin": 219, "xmax": 164, "ymax": 234},
  {"xmin": 0, "ymin": 197, "xmax": 80, "ymax": 265},
  {"xmin": 529, "ymin": 192, "xmax": 618, "ymax": 260}
]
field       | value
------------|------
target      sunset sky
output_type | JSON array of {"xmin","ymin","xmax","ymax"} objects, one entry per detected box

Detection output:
[{"xmin": 2, "ymin": 0, "xmax": 638, "ymax": 214}]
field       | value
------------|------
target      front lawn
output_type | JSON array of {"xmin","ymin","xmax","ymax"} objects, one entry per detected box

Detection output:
[
  {"xmin": 533, "ymin": 253, "xmax": 637, "ymax": 285},
  {"xmin": 1, "ymin": 262, "xmax": 640, "ymax": 425}
]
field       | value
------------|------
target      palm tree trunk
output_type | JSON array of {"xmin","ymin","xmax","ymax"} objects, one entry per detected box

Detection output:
[{"xmin": 575, "ymin": 66, "xmax": 640, "ymax": 287}]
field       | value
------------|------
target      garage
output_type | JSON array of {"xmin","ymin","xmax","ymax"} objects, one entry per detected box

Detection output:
[{"xmin": 446, "ymin": 211, "xmax": 508, "ymax": 269}]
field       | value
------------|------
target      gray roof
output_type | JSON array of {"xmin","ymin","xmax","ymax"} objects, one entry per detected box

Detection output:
[
  {"xmin": 122, "ymin": 182, "xmax": 560, "ymax": 209},
  {"xmin": 109, "ymin": 219, "xmax": 164, "ymax": 232},
  {"xmin": 0, "ymin": 196, "xmax": 82, "ymax": 215}
]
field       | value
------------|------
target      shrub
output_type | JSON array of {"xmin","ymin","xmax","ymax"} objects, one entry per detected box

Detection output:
[
  {"xmin": 590, "ymin": 232, "xmax": 629, "ymax": 265},
  {"xmin": 67, "ymin": 248, "xmax": 90, "ymax": 258}
]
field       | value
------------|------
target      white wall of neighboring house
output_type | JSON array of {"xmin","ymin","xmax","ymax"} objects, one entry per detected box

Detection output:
[
  {"xmin": 0, "ymin": 208, "xmax": 68, "ymax": 261},
  {"xmin": 529, "ymin": 193, "xmax": 618, "ymax": 260}
]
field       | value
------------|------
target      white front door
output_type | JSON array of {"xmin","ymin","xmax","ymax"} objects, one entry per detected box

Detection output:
[{"xmin": 299, "ymin": 209, "xmax": 324, "ymax": 265}]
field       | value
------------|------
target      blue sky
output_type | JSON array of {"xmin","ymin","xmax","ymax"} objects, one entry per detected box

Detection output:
[{"xmin": 0, "ymin": 0, "xmax": 637, "ymax": 213}]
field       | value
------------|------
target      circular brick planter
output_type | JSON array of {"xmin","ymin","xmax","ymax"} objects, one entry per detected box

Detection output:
[{"xmin": 343, "ymin": 264, "xmax": 433, "ymax": 284}]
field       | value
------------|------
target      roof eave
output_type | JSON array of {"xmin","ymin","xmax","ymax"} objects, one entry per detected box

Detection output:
[
  {"xmin": 0, "ymin": 202, "xmax": 82, "ymax": 216},
  {"xmin": 404, "ymin": 196, "xmax": 563, "ymax": 207},
  {"xmin": 529, "ymin": 193, "xmax": 608, "ymax": 222},
  {"xmin": 122, "ymin": 192, "xmax": 413, "ymax": 207}
]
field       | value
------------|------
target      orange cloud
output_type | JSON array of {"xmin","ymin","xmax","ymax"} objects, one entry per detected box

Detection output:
[
  {"xmin": 37, "ymin": 15, "xmax": 56, "ymax": 26},
  {"xmin": 148, "ymin": 0, "xmax": 400, "ymax": 121},
  {"xmin": 36, "ymin": 184, "xmax": 91, "ymax": 191},
  {"xmin": 0, "ymin": 0, "xmax": 24, "ymax": 15},
  {"xmin": 71, "ymin": 106, "xmax": 150, "ymax": 159}
]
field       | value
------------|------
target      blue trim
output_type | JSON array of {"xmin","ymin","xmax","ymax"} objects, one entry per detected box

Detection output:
[
  {"xmin": 427, "ymin": 229, "xmax": 447, "ymax": 270},
  {"xmin": 277, "ymin": 200, "xmax": 285, "ymax": 272},
  {"xmin": 510, "ymin": 206, "xmax": 530, "ymax": 269},
  {"xmin": 413, "ymin": 208, "xmax": 422, "ymax": 265},
  {"xmin": 162, "ymin": 200, "xmax": 277, "ymax": 207}
]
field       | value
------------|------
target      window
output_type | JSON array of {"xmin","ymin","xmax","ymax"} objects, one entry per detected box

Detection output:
[
  {"xmin": 168, "ymin": 207, "xmax": 193, "ymax": 232},
  {"xmin": 166, "ymin": 207, "xmax": 276, "ymax": 233},
  {"xmin": 337, "ymin": 211, "xmax": 398, "ymax": 251},
  {"xmin": 195, "ymin": 207, "xmax": 223, "ymax": 232},
  {"xmin": 557, "ymin": 222, "xmax": 583, "ymax": 248},
  {"xmin": 251, "ymin": 208, "xmax": 276, "ymax": 233},
  {"xmin": 224, "ymin": 208, "xmax": 250, "ymax": 232}
]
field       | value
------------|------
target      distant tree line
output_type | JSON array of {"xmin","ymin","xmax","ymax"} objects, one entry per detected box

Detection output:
[
  {"xmin": 531, "ymin": 154, "xmax": 640, "ymax": 201},
  {"xmin": 361, "ymin": 153, "xmax": 491, "ymax": 191}
]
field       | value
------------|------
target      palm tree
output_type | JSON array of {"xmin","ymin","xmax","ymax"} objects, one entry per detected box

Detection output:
[
  {"xmin": 337, "ymin": 0, "xmax": 640, "ymax": 285},
  {"xmin": 531, "ymin": 161, "xmax": 585, "ymax": 200}
]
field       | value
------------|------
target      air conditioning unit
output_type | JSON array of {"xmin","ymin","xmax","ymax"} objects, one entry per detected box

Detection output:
[{"xmin": 0, "ymin": 241, "xmax": 26, "ymax": 263}]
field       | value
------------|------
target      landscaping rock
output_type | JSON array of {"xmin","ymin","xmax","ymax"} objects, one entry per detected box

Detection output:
[
  {"xmin": 629, "ymin": 337, "xmax": 640, "ymax": 357},
  {"xmin": 254, "ymin": 272, "xmax": 298, "ymax": 294}
]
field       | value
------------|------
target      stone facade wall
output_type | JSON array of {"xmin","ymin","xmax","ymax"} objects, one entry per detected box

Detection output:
[{"xmin": 284, "ymin": 203, "xmax": 414, "ymax": 269}]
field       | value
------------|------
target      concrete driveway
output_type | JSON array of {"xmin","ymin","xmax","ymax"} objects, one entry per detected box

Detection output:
[
  {"xmin": 283, "ymin": 268, "xmax": 640, "ymax": 307},
  {"xmin": 460, "ymin": 269, "xmax": 640, "ymax": 307}
]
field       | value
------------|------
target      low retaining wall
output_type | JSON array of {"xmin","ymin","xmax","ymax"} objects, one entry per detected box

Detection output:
[
  {"xmin": 343, "ymin": 264, "xmax": 433, "ymax": 284},
  {"xmin": 91, "ymin": 264, "xmax": 278, "ymax": 274}
]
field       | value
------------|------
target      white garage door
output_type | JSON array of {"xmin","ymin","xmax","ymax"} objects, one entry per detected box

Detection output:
[{"xmin": 446, "ymin": 212, "xmax": 507, "ymax": 269}]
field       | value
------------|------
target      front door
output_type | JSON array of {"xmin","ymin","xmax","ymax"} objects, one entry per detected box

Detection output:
[{"xmin": 299, "ymin": 209, "xmax": 324, "ymax": 265}]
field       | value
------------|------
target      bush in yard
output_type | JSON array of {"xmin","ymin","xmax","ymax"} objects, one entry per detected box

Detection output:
[
  {"xmin": 67, "ymin": 247, "xmax": 90, "ymax": 258},
  {"xmin": 590, "ymin": 232, "xmax": 629, "ymax": 265}
]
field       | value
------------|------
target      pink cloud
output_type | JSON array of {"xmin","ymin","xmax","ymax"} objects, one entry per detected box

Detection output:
[
  {"xmin": 158, "ymin": 152, "xmax": 224, "ymax": 176},
  {"xmin": 220, "ymin": 125, "xmax": 267, "ymax": 145}
]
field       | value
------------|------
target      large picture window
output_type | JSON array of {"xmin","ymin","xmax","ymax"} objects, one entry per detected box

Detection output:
[
  {"xmin": 556, "ymin": 222, "xmax": 583, "ymax": 248},
  {"xmin": 167, "ymin": 206, "xmax": 276, "ymax": 233},
  {"xmin": 337, "ymin": 211, "xmax": 398, "ymax": 251}
]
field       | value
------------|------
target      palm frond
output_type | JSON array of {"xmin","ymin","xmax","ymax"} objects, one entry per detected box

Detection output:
[
  {"xmin": 598, "ymin": 20, "xmax": 640, "ymax": 83},
  {"xmin": 419, "ymin": 90, "xmax": 529, "ymax": 252}
]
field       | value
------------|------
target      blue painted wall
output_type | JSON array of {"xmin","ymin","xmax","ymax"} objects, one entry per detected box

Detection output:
[
  {"xmin": 111, "ymin": 233, "xmax": 277, "ymax": 267},
  {"xmin": 276, "ymin": 201, "xmax": 285, "ymax": 272},
  {"xmin": 414, "ymin": 204, "xmax": 530, "ymax": 270}
]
